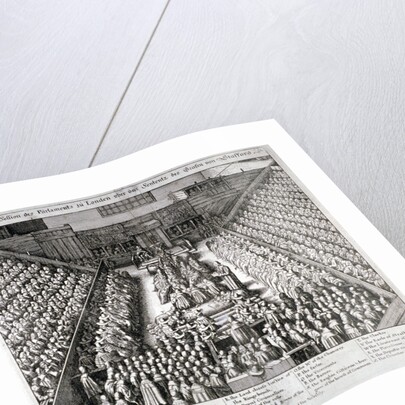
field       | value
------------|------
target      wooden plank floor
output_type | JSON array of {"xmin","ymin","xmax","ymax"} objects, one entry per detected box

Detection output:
[
  {"xmin": 0, "ymin": 0, "xmax": 169, "ymax": 181},
  {"xmin": 1, "ymin": 0, "xmax": 404, "ymax": 256}
]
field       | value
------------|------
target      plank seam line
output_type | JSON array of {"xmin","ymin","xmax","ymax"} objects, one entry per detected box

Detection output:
[{"xmin": 88, "ymin": 0, "xmax": 172, "ymax": 167}]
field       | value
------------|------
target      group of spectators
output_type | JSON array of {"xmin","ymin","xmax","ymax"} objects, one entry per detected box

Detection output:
[
  {"xmin": 229, "ymin": 166, "xmax": 388, "ymax": 289},
  {"xmin": 0, "ymin": 256, "xmax": 93, "ymax": 405},
  {"xmin": 93, "ymin": 320, "xmax": 231, "ymax": 405},
  {"xmin": 77, "ymin": 255, "xmax": 234, "ymax": 404},
  {"xmin": 219, "ymin": 277, "xmax": 390, "ymax": 374},
  {"xmin": 209, "ymin": 232, "xmax": 390, "ymax": 362},
  {"xmin": 77, "ymin": 270, "xmax": 142, "ymax": 372},
  {"xmin": 152, "ymin": 253, "xmax": 229, "ymax": 310},
  {"xmin": 210, "ymin": 232, "xmax": 352, "ymax": 298}
]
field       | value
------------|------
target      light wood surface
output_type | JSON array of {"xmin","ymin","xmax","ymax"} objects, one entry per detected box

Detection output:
[
  {"xmin": 0, "ymin": 0, "xmax": 168, "ymax": 181},
  {"xmin": 1, "ymin": 0, "xmax": 405, "ymax": 256}
]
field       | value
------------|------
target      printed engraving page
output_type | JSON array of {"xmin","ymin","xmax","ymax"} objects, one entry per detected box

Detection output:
[{"xmin": 0, "ymin": 120, "xmax": 404, "ymax": 405}]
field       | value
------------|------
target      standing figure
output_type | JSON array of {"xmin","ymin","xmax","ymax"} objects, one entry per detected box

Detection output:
[
  {"xmin": 228, "ymin": 315, "xmax": 259, "ymax": 346},
  {"xmin": 189, "ymin": 376, "xmax": 217, "ymax": 403},
  {"xmin": 79, "ymin": 366, "xmax": 102, "ymax": 404},
  {"xmin": 208, "ymin": 366, "xmax": 232, "ymax": 397},
  {"xmin": 139, "ymin": 372, "xmax": 168, "ymax": 405}
]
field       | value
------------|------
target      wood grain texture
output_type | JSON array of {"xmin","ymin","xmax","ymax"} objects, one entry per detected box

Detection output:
[
  {"xmin": 92, "ymin": 0, "xmax": 405, "ymax": 256},
  {"xmin": 0, "ymin": 0, "xmax": 168, "ymax": 183}
]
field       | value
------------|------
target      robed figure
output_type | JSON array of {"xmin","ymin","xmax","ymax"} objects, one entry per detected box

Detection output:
[
  {"xmin": 140, "ymin": 373, "xmax": 168, "ymax": 405},
  {"xmin": 213, "ymin": 262, "xmax": 245, "ymax": 291},
  {"xmin": 79, "ymin": 367, "xmax": 102, "ymax": 403},
  {"xmin": 228, "ymin": 315, "xmax": 259, "ymax": 345},
  {"xmin": 189, "ymin": 377, "xmax": 217, "ymax": 403}
]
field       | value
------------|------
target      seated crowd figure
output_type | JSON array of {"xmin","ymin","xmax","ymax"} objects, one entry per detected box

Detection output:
[
  {"xmin": 0, "ymin": 256, "xmax": 93, "ymax": 405},
  {"xmin": 228, "ymin": 165, "xmax": 388, "ymax": 290}
]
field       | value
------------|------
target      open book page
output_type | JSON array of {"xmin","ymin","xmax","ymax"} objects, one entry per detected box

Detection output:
[{"xmin": 0, "ymin": 120, "xmax": 404, "ymax": 405}]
